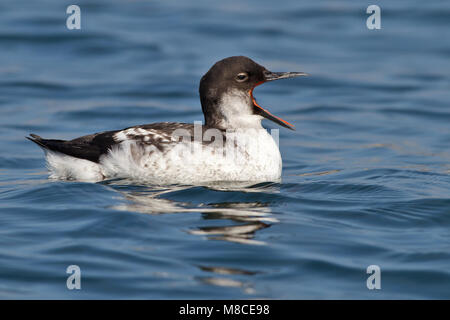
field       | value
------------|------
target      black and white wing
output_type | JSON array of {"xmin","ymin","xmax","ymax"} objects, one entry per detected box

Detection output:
[{"xmin": 27, "ymin": 122, "xmax": 194, "ymax": 163}]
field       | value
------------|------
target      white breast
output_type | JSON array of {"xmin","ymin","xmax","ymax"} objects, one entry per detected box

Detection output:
[{"xmin": 99, "ymin": 128, "xmax": 282, "ymax": 184}]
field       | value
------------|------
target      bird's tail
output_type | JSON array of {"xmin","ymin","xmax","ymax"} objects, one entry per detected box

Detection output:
[{"xmin": 26, "ymin": 134, "xmax": 48, "ymax": 149}]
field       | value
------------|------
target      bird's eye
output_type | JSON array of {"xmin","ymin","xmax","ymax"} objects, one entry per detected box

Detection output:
[{"xmin": 235, "ymin": 72, "xmax": 249, "ymax": 82}]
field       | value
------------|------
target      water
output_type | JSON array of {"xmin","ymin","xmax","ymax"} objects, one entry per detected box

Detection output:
[{"xmin": 0, "ymin": 0, "xmax": 449, "ymax": 299}]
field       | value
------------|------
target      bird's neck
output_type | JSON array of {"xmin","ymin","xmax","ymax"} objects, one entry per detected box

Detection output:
[{"xmin": 203, "ymin": 89, "xmax": 264, "ymax": 130}]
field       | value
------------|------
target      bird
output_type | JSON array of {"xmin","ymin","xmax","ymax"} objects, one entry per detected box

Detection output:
[{"xmin": 27, "ymin": 56, "xmax": 307, "ymax": 184}]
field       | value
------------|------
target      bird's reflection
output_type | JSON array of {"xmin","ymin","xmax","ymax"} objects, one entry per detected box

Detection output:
[
  {"xmin": 106, "ymin": 180, "xmax": 279, "ymax": 246},
  {"xmin": 189, "ymin": 221, "xmax": 270, "ymax": 245},
  {"xmin": 194, "ymin": 265, "xmax": 261, "ymax": 293},
  {"xmin": 104, "ymin": 179, "xmax": 278, "ymax": 294},
  {"xmin": 198, "ymin": 265, "xmax": 260, "ymax": 275}
]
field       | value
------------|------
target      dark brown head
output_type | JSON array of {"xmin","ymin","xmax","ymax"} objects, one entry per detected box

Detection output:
[{"xmin": 199, "ymin": 56, "xmax": 307, "ymax": 130}]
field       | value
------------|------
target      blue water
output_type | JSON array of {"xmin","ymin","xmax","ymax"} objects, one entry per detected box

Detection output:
[{"xmin": 1, "ymin": 0, "xmax": 449, "ymax": 299}]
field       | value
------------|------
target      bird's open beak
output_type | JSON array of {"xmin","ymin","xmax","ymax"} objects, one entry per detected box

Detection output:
[{"xmin": 250, "ymin": 70, "xmax": 308, "ymax": 130}]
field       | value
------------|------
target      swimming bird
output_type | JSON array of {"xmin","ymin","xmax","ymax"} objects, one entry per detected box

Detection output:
[{"xmin": 27, "ymin": 56, "xmax": 307, "ymax": 183}]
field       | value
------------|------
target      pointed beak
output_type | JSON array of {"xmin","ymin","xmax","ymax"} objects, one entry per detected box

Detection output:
[
  {"xmin": 250, "ymin": 70, "xmax": 308, "ymax": 130},
  {"xmin": 263, "ymin": 70, "xmax": 309, "ymax": 81}
]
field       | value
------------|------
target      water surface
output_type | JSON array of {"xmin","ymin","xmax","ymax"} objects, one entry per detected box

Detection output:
[{"xmin": 0, "ymin": 0, "xmax": 449, "ymax": 299}]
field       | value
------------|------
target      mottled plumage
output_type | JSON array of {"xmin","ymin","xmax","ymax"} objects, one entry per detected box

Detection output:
[{"xmin": 27, "ymin": 56, "xmax": 307, "ymax": 183}]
